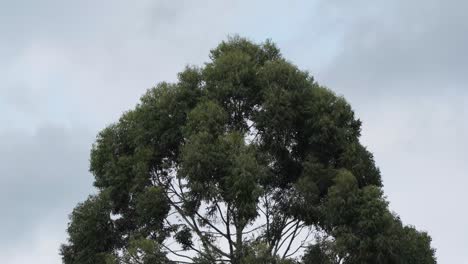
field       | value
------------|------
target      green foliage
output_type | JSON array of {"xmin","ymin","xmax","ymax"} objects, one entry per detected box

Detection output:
[
  {"xmin": 62, "ymin": 36, "xmax": 436, "ymax": 263},
  {"xmin": 135, "ymin": 186, "xmax": 170, "ymax": 240},
  {"xmin": 302, "ymin": 171, "xmax": 436, "ymax": 264},
  {"xmin": 175, "ymin": 225, "xmax": 194, "ymax": 250},
  {"xmin": 240, "ymin": 241, "xmax": 301, "ymax": 264},
  {"xmin": 113, "ymin": 236, "xmax": 171, "ymax": 264},
  {"xmin": 61, "ymin": 193, "xmax": 118, "ymax": 264}
]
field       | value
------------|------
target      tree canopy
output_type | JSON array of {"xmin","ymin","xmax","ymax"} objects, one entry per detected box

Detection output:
[{"xmin": 61, "ymin": 37, "xmax": 436, "ymax": 264}]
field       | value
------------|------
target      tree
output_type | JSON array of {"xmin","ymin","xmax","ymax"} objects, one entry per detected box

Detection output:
[{"xmin": 61, "ymin": 36, "xmax": 436, "ymax": 264}]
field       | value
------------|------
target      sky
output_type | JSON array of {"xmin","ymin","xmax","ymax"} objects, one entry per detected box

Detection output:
[{"xmin": 0, "ymin": 0, "xmax": 466, "ymax": 262}]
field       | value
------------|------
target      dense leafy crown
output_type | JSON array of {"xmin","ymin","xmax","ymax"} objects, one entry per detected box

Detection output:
[{"xmin": 61, "ymin": 37, "xmax": 436, "ymax": 264}]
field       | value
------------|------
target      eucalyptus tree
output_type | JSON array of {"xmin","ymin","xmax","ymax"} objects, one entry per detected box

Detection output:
[{"xmin": 61, "ymin": 37, "xmax": 436, "ymax": 264}]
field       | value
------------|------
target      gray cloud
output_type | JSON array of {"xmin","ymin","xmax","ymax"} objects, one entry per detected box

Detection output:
[
  {"xmin": 0, "ymin": 124, "xmax": 94, "ymax": 246},
  {"xmin": 0, "ymin": 125, "xmax": 95, "ymax": 264},
  {"xmin": 316, "ymin": 0, "xmax": 468, "ymax": 97}
]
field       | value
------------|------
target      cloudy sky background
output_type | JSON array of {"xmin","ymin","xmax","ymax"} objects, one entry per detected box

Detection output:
[{"xmin": 1, "ymin": 0, "xmax": 466, "ymax": 262}]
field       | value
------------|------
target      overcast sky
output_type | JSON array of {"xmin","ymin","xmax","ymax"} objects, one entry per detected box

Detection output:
[{"xmin": 1, "ymin": 0, "xmax": 466, "ymax": 263}]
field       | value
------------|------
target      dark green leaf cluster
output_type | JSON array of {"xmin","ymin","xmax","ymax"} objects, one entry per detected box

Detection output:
[
  {"xmin": 301, "ymin": 172, "xmax": 435, "ymax": 264},
  {"xmin": 61, "ymin": 36, "xmax": 436, "ymax": 263},
  {"xmin": 60, "ymin": 193, "xmax": 118, "ymax": 264}
]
